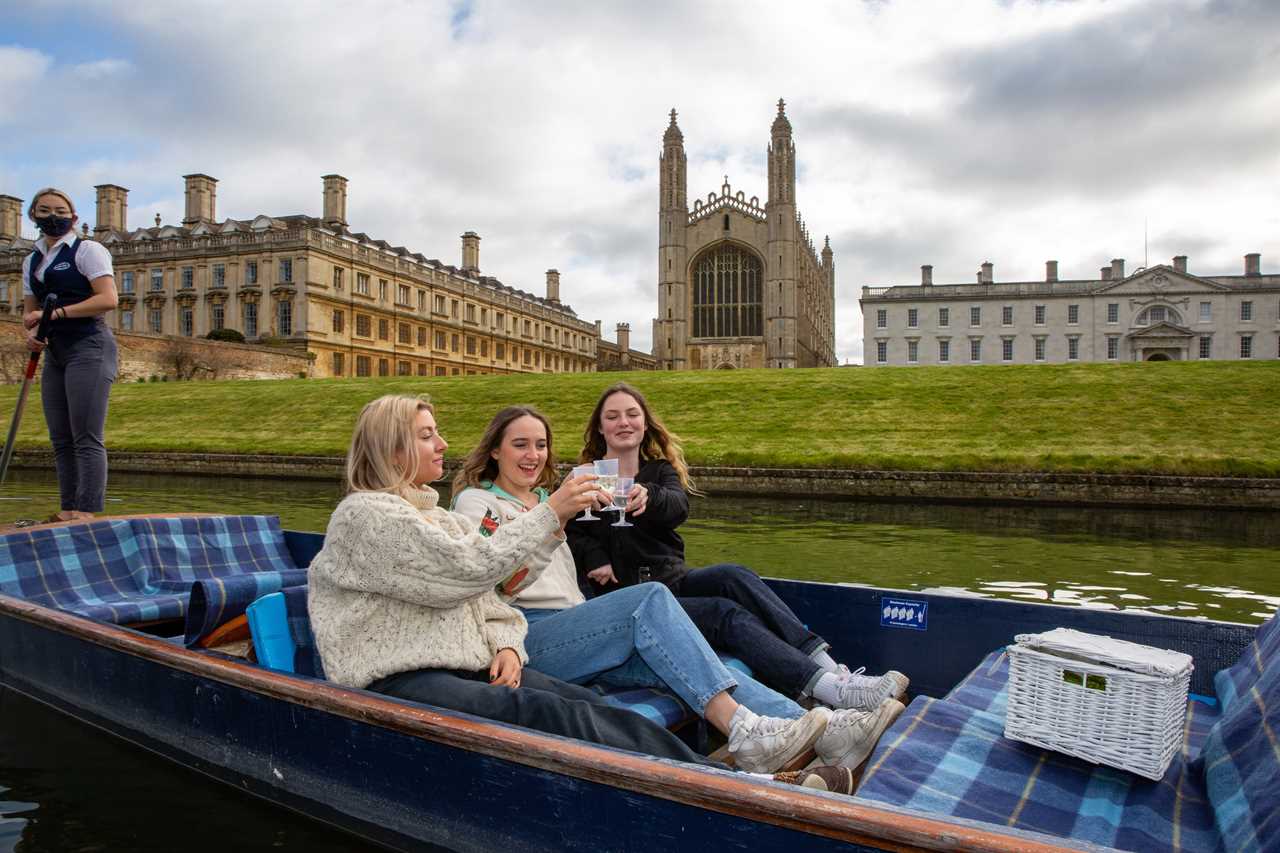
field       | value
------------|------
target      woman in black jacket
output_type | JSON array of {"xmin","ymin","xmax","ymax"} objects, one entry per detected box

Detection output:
[{"xmin": 565, "ymin": 382, "xmax": 908, "ymax": 713}]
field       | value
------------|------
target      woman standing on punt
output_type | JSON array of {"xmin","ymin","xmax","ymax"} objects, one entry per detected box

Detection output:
[
  {"xmin": 565, "ymin": 382, "xmax": 908, "ymax": 714},
  {"xmin": 451, "ymin": 405, "xmax": 903, "ymax": 773},
  {"xmin": 21, "ymin": 187, "xmax": 119, "ymax": 522}
]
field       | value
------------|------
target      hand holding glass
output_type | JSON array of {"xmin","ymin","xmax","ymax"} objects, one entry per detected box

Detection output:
[
  {"xmin": 593, "ymin": 459, "xmax": 619, "ymax": 512},
  {"xmin": 571, "ymin": 464, "xmax": 599, "ymax": 521},
  {"xmin": 611, "ymin": 476, "xmax": 634, "ymax": 527}
]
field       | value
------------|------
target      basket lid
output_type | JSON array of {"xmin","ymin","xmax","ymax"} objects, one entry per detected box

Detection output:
[{"xmin": 1012, "ymin": 628, "xmax": 1193, "ymax": 677}]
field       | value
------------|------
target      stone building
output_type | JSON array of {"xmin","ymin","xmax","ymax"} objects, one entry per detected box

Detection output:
[
  {"xmin": 861, "ymin": 256, "xmax": 1280, "ymax": 366},
  {"xmin": 0, "ymin": 176, "xmax": 599, "ymax": 379},
  {"xmin": 653, "ymin": 101, "xmax": 836, "ymax": 370},
  {"xmin": 596, "ymin": 322, "xmax": 657, "ymax": 372}
]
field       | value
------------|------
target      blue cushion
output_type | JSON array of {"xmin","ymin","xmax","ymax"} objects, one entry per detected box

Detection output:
[
  {"xmin": 246, "ymin": 592, "xmax": 295, "ymax": 672},
  {"xmin": 1197, "ymin": 652, "xmax": 1280, "ymax": 852},
  {"xmin": 592, "ymin": 685, "xmax": 693, "ymax": 729},
  {"xmin": 1213, "ymin": 610, "xmax": 1280, "ymax": 714},
  {"xmin": 0, "ymin": 515, "xmax": 298, "ymax": 625}
]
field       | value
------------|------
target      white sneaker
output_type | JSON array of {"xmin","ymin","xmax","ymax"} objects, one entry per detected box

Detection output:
[
  {"xmin": 728, "ymin": 707, "xmax": 831, "ymax": 773},
  {"xmin": 832, "ymin": 667, "xmax": 909, "ymax": 711},
  {"xmin": 815, "ymin": 698, "xmax": 906, "ymax": 769}
]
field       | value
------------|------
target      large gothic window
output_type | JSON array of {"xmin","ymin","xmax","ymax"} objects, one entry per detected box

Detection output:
[{"xmin": 692, "ymin": 244, "xmax": 763, "ymax": 338}]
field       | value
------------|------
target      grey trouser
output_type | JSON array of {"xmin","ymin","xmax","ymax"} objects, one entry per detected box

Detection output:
[{"xmin": 41, "ymin": 329, "xmax": 117, "ymax": 512}]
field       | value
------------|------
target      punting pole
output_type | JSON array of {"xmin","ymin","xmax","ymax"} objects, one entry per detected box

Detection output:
[{"xmin": 0, "ymin": 294, "xmax": 58, "ymax": 484}]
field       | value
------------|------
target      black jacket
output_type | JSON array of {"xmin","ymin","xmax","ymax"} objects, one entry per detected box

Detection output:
[{"xmin": 565, "ymin": 459, "xmax": 691, "ymax": 592}]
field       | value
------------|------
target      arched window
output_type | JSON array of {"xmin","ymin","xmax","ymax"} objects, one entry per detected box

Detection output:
[
  {"xmin": 1136, "ymin": 305, "xmax": 1180, "ymax": 326},
  {"xmin": 691, "ymin": 244, "xmax": 763, "ymax": 338}
]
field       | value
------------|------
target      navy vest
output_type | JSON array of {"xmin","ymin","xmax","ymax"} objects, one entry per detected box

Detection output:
[{"xmin": 27, "ymin": 239, "xmax": 102, "ymax": 340}]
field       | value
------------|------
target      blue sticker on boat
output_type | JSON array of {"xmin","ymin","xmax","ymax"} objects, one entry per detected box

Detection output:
[{"xmin": 881, "ymin": 597, "xmax": 927, "ymax": 630}]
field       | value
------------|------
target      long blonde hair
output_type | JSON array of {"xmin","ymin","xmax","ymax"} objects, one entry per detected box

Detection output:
[
  {"xmin": 579, "ymin": 382, "xmax": 697, "ymax": 494},
  {"xmin": 346, "ymin": 394, "xmax": 435, "ymax": 498},
  {"xmin": 453, "ymin": 406, "xmax": 558, "ymax": 494}
]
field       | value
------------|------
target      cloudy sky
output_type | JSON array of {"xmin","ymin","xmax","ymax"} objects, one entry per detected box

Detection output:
[{"xmin": 3, "ymin": 0, "xmax": 1278, "ymax": 362}]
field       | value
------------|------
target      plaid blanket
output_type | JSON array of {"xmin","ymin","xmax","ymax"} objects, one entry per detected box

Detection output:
[
  {"xmin": 184, "ymin": 569, "xmax": 309, "ymax": 647},
  {"xmin": 0, "ymin": 516, "xmax": 299, "ymax": 626},
  {"xmin": 857, "ymin": 649, "xmax": 1225, "ymax": 851}
]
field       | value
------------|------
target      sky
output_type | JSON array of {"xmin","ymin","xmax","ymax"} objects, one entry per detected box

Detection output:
[{"xmin": 2, "ymin": 0, "xmax": 1278, "ymax": 363}]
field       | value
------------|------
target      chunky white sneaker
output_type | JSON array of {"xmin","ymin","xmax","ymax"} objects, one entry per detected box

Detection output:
[
  {"xmin": 728, "ymin": 707, "xmax": 831, "ymax": 773},
  {"xmin": 815, "ymin": 698, "xmax": 906, "ymax": 769},
  {"xmin": 832, "ymin": 667, "xmax": 909, "ymax": 711}
]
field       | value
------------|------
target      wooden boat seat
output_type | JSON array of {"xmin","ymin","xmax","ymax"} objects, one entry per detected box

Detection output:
[{"xmin": 855, "ymin": 611, "xmax": 1280, "ymax": 851}]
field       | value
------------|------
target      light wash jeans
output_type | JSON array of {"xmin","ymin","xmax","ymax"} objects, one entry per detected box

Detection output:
[{"xmin": 521, "ymin": 583, "xmax": 804, "ymax": 720}]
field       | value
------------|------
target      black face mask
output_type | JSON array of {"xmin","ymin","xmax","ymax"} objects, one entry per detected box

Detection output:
[{"xmin": 35, "ymin": 215, "xmax": 74, "ymax": 238}]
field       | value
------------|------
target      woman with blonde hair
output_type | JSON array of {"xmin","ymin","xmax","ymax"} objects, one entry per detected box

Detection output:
[
  {"xmin": 452, "ymin": 405, "xmax": 904, "ymax": 775},
  {"xmin": 307, "ymin": 394, "xmax": 719, "ymax": 766},
  {"xmin": 566, "ymin": 383, "xmax": 909, "ymax": 716},
  {"xmin": 21, "ymin": 187, "xmax": 119, "ymax": 521}
]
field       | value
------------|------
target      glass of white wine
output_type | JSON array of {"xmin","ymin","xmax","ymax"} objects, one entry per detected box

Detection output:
[
  {"xmin": 610, "ymin": 476, "xmax": 634, "ymax": 527},
  {"xmin": 593, "ymin": 458, "xmax": 619, "ymax": 520},
  {"xmin": 571, "ymin": 464, "xmax": 599, "ymax": 521}
]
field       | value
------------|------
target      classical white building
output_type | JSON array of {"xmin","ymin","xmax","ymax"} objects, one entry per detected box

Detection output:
[{"xmin": 860, "ymin": 255, "xmax": 1280, "ymax": 366}]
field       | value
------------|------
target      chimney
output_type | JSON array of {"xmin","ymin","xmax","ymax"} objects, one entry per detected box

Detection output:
[
  {"xmin": 616, "ymin": 322, "xmax": 631, "ymax": 353},
  {"xmin": 94, "ymin": 184, "xmax": 128, "ymax": 235},
  {"xmin": 545, "ymin": 269, "xmax": 561, "ymax": 303},
  {"xmin": 594, "ymin": 319, "xmax": 602, "ymax": 338},
  {"xmin": 322, "ymin": 174, "xmax": 348, "ymax": 229},
  {"xmin": 1045, "ymin": 260, "xmax": 1058, "ymax": 282},
  {"xmin": 979, "ymin": 262, "xmax": 993, "ymax": 284},
  {"xmin": 460, "ymin": 231, "xmax": 480, "ymax": 273},
  {"xmin": 182, "ymin": 174, "xmax": 217, "ymax": 225},
  {"xmin": 0, "ymin": 195, "xmax": 22, "ymax": 241},
  {"xmin": 921, "ymin": 264, "xmax": 933, "ymax": 286},
  {"xmin": 1244, "ymin": 253, "xmax": 1261, "ymax": 277},
  {"xmin": 1101, "ymin": 266, "xmax": 1112, "ymax": 281},
  {"xmin": 1173, "ymin": 255, "xmax": 1187, "ymax": 273},
  {"xmin": 1111, "ymin": 258, "xmax": 1125, "ymax": 279}
]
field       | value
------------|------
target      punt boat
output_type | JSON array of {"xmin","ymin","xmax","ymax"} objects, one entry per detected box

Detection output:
[{"xmin": 0, "ymin": 513, "xmax": 1273, "ymax": 852}]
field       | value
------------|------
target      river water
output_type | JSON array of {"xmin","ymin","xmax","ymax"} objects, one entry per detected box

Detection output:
[{"xmin": 2, "ymin": 469, "xmax": 1277, "ymax": 850}]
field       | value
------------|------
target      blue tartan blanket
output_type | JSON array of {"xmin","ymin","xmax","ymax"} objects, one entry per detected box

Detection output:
[
  {"xmin": 0, "ymin": 516, "xmax": 300, "ymax": 626},
  {"xmin": 856, "ymin": 649, "xmax": 1226, "ymax": 851},
  {"xmin": 184, "ymin": 569, "xmax": 309, "ymax": 647}
]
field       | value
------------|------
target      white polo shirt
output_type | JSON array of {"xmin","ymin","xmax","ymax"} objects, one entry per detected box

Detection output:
[{"xmin": 21, "ymin": 232, "xmax": 114, "ymax": 297}]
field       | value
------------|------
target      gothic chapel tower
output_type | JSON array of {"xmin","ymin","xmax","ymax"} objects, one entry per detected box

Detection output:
[
  {"xmin": 655, "ymin": 109, "xmax": 688, "ymax": 370},
  {"xmin": 654, "ymin": 101, "xmax": 835, "ymax": 370}
]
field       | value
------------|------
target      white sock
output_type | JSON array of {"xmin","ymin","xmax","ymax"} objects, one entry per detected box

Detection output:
[
  {"xmin": 810, "ymin": 672, "xmax": 844, "ymax": 707},
  {"xmin": 810, "ymin": 649, "xmax": 839, "ymax": 673},
  {"xmin": 728, "ymin": 704, "xmax": 757, "ymax": 740}
]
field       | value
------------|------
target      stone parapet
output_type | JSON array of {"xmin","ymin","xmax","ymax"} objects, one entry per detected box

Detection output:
[{"xmin": 6, "ymin": 452, "xmax": 1279, "ymax": 509}]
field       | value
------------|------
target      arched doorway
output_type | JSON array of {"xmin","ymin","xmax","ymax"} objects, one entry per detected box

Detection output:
[
  {"xmin": 714, "ymin": 362, "xmax": 735, "ymax": 370},
  {"xmin": 1147, "ymin": 353, "xmax": 1171, "ymax": 361}
]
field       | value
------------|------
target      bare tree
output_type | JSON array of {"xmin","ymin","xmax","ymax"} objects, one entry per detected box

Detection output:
[{"xmin": 161, "ymin": 337, "xmax": 217, "ymax": 380}]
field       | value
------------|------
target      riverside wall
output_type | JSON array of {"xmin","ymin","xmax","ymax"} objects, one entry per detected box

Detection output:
[{"xmin": 9, "ymin": 451, "xmax": 1280, "ymax": 510}]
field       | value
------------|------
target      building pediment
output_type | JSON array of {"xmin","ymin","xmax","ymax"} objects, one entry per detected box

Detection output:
[
  {"xmin": 1096, "ymin": 265, "xmax": 1230, "ymax": 295},
  {"xmin": 1126, "ymin": 320, "xmax": 1194, "ymax": 340}
]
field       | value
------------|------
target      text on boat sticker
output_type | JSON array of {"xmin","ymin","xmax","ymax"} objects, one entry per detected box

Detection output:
[{"xmin": 881, "ymin": 597, "xmax": 928, "ymax": 630}]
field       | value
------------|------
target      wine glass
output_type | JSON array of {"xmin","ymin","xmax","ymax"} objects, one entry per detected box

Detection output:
[
  {"xmin": 571, "ymin": 464, "xmax": 599, "ymax": 521},
  {"xmin": 593, "ymin": 459, "xmax": 619, "ymax": 518},
  {"xmin": 610, "ymin": 476, "xmax": 634, "ymax": 527}
]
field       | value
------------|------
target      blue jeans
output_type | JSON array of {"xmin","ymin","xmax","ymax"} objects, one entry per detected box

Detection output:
[
  {"xmin": 672, "ymin": 563, "xmax": 828, "ymax": 698},
  {"xmin": 521, "ymin": 583, "xmax": 803, "ymax": 720}
]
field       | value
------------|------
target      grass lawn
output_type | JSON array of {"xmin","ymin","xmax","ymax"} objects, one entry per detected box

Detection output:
[{"xmin": 2, "ymin": 361, "xmax": 1278, "ymax": 476}]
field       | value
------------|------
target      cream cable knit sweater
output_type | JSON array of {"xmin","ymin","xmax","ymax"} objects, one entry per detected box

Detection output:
[{"xmin": 308, "ymin": 486, "xmax": 563, "ymax": 688}]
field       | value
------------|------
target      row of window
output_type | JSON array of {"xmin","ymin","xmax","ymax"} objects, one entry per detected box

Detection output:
[
  {"xmin": 875, "ymin": 334, "xmax": 1274, "ymax": 364},
  {"xmin": 118, "ymin": 260, "xmax": 289, "ymax": 295},
  {"xmin": 117, "ymin": 300, "xmax": 292, "ymax": 338},
  {"xmin": 329, "ymin": 351, "xmax": 591, "ymax": 378},
  {"xmin": 878, "ymin": 300, "xmax": 1267, "ymax": 330}
]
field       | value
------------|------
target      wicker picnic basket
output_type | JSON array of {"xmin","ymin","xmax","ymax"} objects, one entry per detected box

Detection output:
[{"xmin": 1004, "ymin": 628, "xmax": 1193, "ymax": 781}]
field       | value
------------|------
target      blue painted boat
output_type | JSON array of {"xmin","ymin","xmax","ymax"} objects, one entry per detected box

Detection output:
[{"xmin": 0, "ymin": 514, "xmax": 1273, "ymax": 852}]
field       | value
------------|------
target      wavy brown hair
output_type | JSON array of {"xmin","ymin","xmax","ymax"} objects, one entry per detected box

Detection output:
[
  {"xmin": 578, "ymin": 382, "xmax": 696, "ymax": 494},
  {"xmin": 346, "ymin": 394, "xmax": 435, "ymax": 498},
  {"xmin": 453, "ymin": 406, "xmax": 558, "ymax": 493}
]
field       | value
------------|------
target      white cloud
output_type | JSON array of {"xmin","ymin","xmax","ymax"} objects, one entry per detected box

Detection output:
[{"xmin": 4, "ymin": 0, "xmax": 1279, "ymax": 363}]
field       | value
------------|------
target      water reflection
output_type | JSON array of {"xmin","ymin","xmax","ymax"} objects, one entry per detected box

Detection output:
[{"xmin": 2, "ymin": 468, "xmax": 1277, "ymax": 624}]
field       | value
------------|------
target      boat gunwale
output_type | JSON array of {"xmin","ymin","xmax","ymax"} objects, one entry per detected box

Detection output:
[{"xmin": 0, "ymin": 588, "xmax": 1097, "ymax": 853}]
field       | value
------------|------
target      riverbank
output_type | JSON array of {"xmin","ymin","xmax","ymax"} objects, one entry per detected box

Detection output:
[{"xmin": 9, "ymin": 449, "xmax": 1280, "ymax": 509}]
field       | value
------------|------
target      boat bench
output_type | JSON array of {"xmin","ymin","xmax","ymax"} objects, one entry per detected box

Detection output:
[
  {"xmin": 246, "ymin": 587, "xmax": 752, "ymax": 733},
  {"xmin": 0, "ymin": 515, "xmax": 301, "ymax": 627},
  {"xmin": 855, "ymin": 611, "xmax": 1280, "ymax": 851}
]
